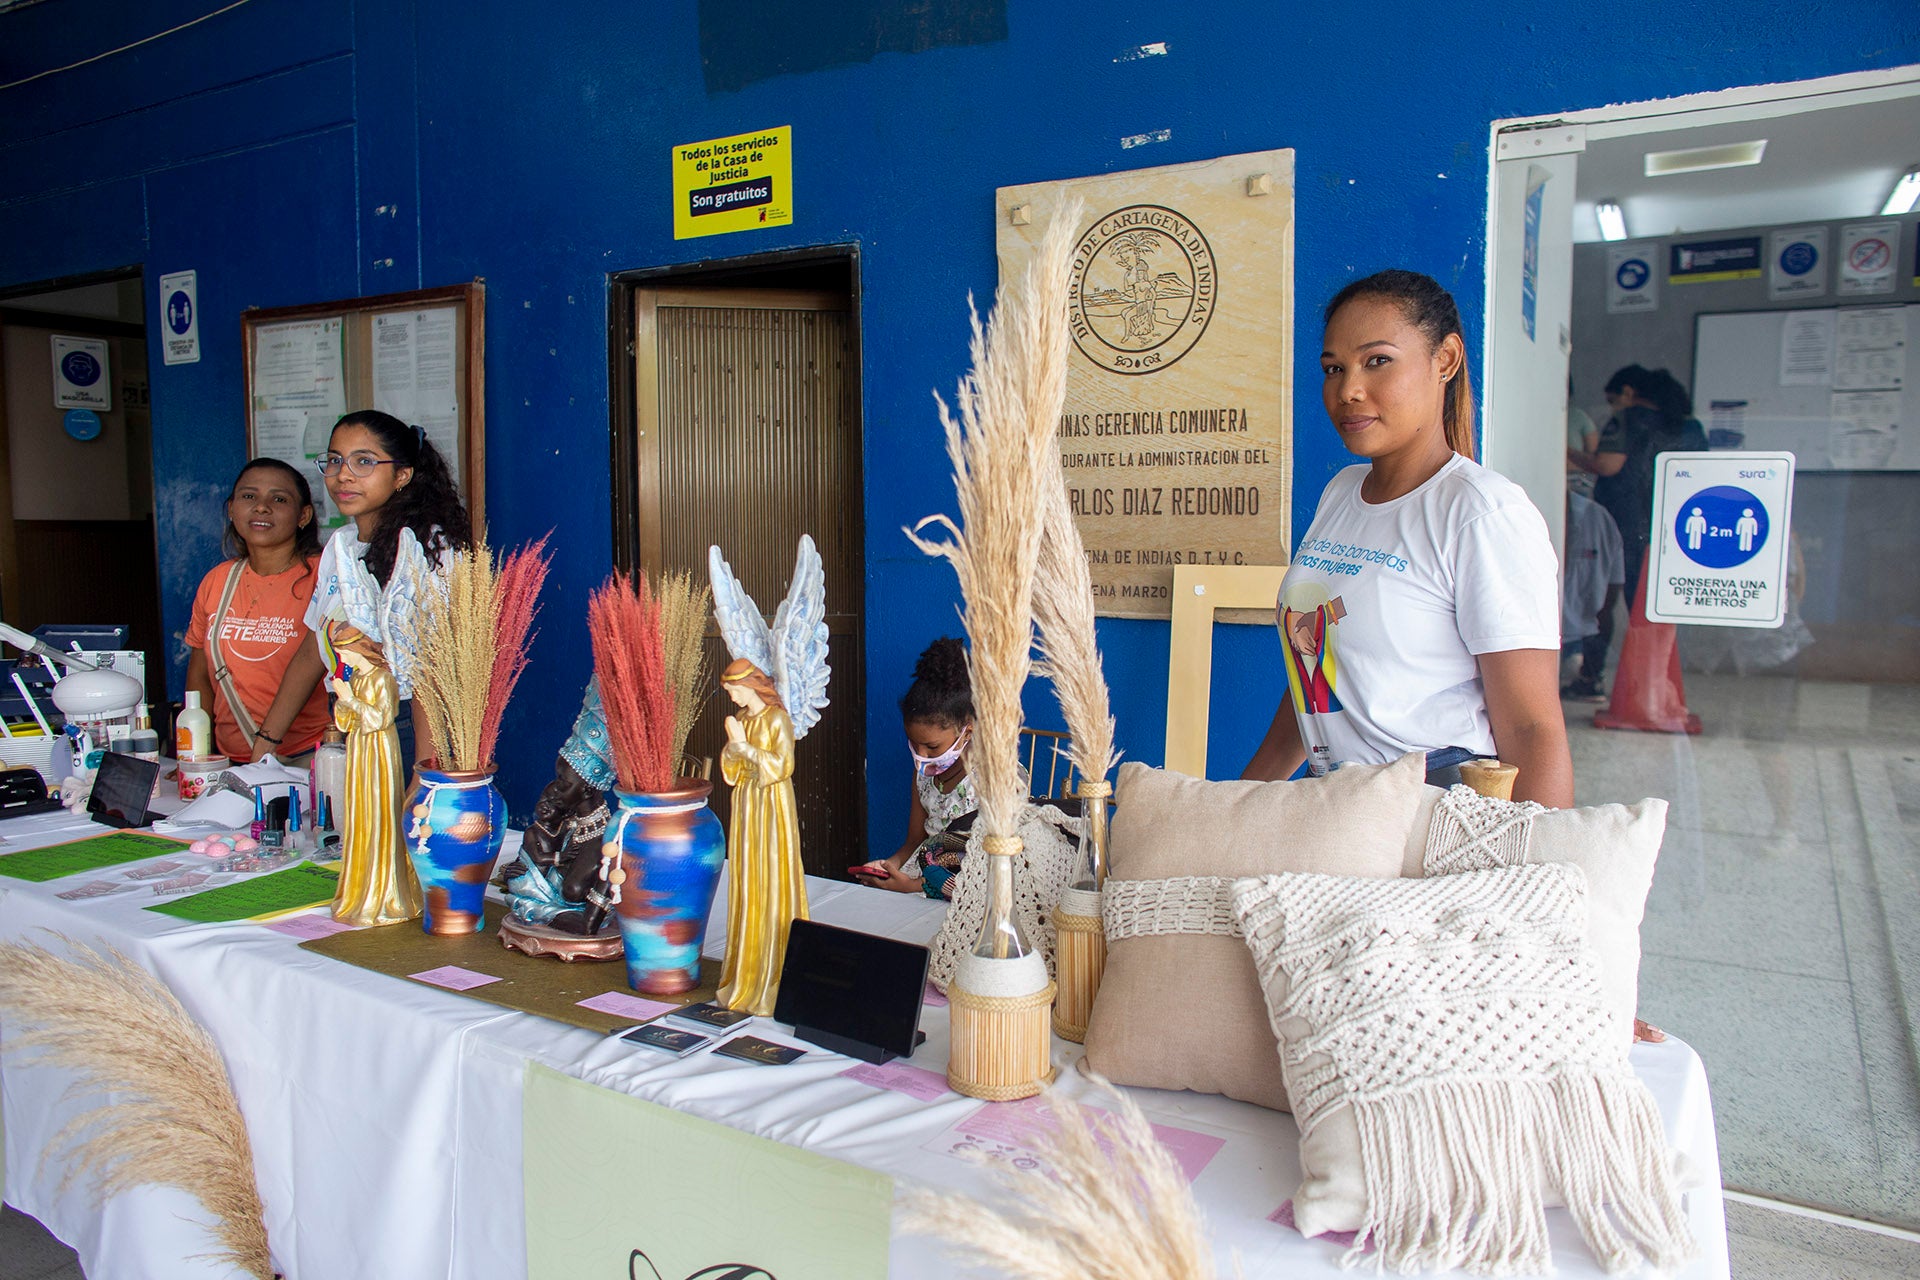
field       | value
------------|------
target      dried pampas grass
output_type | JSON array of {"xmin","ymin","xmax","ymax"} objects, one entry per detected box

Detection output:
[
  {"xmin": 655, "ymin": 568, "xmax": 714, "ymax": 765},
  {"xmin": 907, "ymin": 198, "xmax": 1084, "ymax": 839},
  {"xmin": 589, "ymin": 571, "xmax": 675, "ymax": 793},
  {"xmin": 0, "ymin": 937, "xmax": 272, "ymax": 1279},
  {"xmin": 902, "ymin": 1076, "xmax": 1234, "ymax": 1280},
  {"xmin": 1033, "ymin": 458, "xmax": 1118, "ymax": 786},
  {"xmin": 409, "ymin": 535, "xmax": 553, "ymax": 773}
]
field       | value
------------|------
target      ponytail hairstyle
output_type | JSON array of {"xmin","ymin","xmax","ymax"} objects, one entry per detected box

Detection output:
[
  {"xmin": 1324, "ymin": 269, "xmax": 1476, "ymax": 461},
  {"xmin": 1603, "ymin": 364, "xmax": 1690, "ymax": 431},
  {"xmin": 331, "ymin": 409, "xmax": 473, "ymax": 585},
  {"xmin": 222, "ymin": 456, "xmax": 323, "ymax": 566},
  {"xmin": 899, "ymin": 636, "xmax": 973, "ymax": 728},
  {"xmin": 1641, "ymin": 368, "xmax": 1693, "ymax": 429}
]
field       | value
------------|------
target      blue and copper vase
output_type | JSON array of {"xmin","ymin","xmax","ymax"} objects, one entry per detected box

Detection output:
[
  {"xmin": 405, "ymin": 765, "xmax": 507, "ymax": 936},
  {"xmin": 609, "ymin": 778, "xmax": 726, "ymax": 994}
]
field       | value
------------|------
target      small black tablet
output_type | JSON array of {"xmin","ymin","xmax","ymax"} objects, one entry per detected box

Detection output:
[
  {"xmin": 87, "ymin": 751, "xmax": 158, "ymax": 829},
  {"xmin": 774, "ymin": 919, "xmax": 930, "ymax": 1064}
]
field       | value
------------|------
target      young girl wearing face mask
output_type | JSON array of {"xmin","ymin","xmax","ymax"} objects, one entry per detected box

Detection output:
[{"xmin": 851, "ymin": 637, "xmax": 976, "ymax": 898}]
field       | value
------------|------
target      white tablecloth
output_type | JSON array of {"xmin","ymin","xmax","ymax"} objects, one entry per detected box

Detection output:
[{"xmin": 0, "ymin": 818, "xmax": 1730, "ymax": 1279}]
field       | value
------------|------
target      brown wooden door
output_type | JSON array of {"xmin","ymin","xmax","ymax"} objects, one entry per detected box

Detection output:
[{"xmin": 634, "ymin": 287, "xmax": 865, "ymax": 876}]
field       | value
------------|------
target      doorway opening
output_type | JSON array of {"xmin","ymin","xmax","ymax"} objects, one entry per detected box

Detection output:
[
  {"xmin": 0, "ymin": 268, "xmax": 164, "ymax": 721},
  {"xmin": 1484, "ymin": 67, "xmax": 1920, "ymax": 1231},
  {"xmin": 611, "ymin": 248, "xmax": 866, "ymax": 877}
]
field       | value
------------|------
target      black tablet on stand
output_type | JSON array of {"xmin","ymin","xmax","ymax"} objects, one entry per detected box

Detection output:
[
  {"xmin": 774, "ymin": 919, "xmax": 930, "ymax": 1064},
  {"xmin": 87, "ymin": 751, "xmax": 159, "ymax": 829}
]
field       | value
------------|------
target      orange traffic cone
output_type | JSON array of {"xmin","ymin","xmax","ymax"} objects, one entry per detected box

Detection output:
[{"xmin": 1594, "ymin": 561, "xmax": 1702, "ymax": 735}]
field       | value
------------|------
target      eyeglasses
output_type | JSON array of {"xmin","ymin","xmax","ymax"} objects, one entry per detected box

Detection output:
[{"xmin": 315, "ymin": 451, "xmax": 401, "ymax": 478}]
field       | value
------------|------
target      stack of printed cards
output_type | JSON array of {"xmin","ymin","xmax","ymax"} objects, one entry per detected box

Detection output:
[
  {"xmin": 666, "ymin": 1001, "xmax": 754, "ymax": 1032},
  {"xmin": 712, "ymin": 1035, "xmax": 804, "ymax": 1066},
  {"xmin": 619, "ymin": 1024, "xmax": 711, "ymax": 1057}
]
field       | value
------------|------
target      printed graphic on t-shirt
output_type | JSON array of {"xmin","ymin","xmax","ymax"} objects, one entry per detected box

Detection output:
[
  {"xmin": 1279, "ymin": 581, "xmax": 1348, "ymax": 774},
  {"xmin": 218, "ymin": 614, "xmax": 302, "ymax": 658}
]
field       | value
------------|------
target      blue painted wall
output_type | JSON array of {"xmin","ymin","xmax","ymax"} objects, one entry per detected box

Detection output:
[{"xmin": 3, "ymin": 2, "xmax": 1917, "ymax": 849}]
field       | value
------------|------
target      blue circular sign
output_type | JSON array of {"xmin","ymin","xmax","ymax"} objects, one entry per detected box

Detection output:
[
  {"xmin": 1675, "ymin": 485, "xmax": 1768, "ymax": 569},
  {"xmin": 59, "ymin": 350, "xmax": 101, "ymax": 386},
  {"xmin": 1779, "ymin": 240, "xmax": 1818, "ymax": 276},
  {"xmin": 62, "ymin": 409, "xmax": 102, "ymax": 441},
  {"xmin": 1615, "ymin": 258, "xmax": 1650, "ymax": 290},
  {"xmin": 166, "ymin": 290, "xmax": 193, "ymax": 334}
]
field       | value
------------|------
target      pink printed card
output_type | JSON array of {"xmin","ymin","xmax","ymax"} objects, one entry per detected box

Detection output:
[
  {"xmin": 575, "ymin": 991, "xmax": 675, "ymax": 1021},
  {"xmin": 928, "ymin": 1094, "xmax": 1227, "ymax": 1184},
  {"xmin": 839, "ymin": 1059, "xmax": 952, "ymax": 1102},
  {"xmin": 407, "ymin": 965, "xmax": 502, "ymax": 992},
  {"xmin": 264, "ymin": 914, "xmax": 361, "ymax": 941}
]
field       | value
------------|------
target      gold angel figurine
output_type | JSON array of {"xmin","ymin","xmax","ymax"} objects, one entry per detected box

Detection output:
[
  {"xmin": 716, "ymin": 660, "xmax": 808, "ymax": 1014},
  {"xmin": 708, "ymin": 538, "xmax": 832, "ymax": 1014},
  {"xmin": 324, "ymin": 621, "xmax": 422, "ymax": 927}
]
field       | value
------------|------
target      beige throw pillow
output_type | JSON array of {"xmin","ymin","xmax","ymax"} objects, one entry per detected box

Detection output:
[
  {"xmin": 1232, "ymin": 865, "xmax": 1694, "ymax": 1275},
  {"xmin": 1080, "ymin": 753, "xmax": 1424, "ymax": 1112},
  {"xmin": 1409, "ymin": 783, "xmax": 1668, "ymax": 1032}
]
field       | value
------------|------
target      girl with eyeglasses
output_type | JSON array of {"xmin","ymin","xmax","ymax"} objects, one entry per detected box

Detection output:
[
  {"xmin": 294, "ymin": 409, "xmax": 474, "ymax": 764},
  {"xmin": 183, "ymin": 458, "xmax": 332, "ymax": 762}
]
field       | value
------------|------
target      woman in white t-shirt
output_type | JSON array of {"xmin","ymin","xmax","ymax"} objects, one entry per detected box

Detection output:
[{"xmin": 1243, "ymin": 270, "xmax": 1572, "ymax": 807}]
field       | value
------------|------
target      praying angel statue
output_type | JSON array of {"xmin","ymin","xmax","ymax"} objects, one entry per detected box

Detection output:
[{"xmin": 707, "ymin": 535, "xmax": 832, "ymax": 1013}]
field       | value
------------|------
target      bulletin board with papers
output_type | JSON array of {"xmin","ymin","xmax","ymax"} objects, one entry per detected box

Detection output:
[
  {"xmin": 243, "ymin": 281, "xmax": 486, "ymax": 530},
  {"xmin": 1692, "ymin": 304, "xmax": 1914, "ymax": 471}
]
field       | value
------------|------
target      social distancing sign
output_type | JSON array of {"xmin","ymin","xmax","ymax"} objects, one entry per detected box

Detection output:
[{"xmin": 1647, "ymin": 451, "xmax": 1794, "ymax": 627}]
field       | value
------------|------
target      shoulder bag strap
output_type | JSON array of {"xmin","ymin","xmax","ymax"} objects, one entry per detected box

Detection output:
[{"xmin": 207, "ymin": 561, "xmax": 261, "ymax": 744}]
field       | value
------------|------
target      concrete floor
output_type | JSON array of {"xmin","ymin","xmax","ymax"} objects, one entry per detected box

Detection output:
[{"xmin": 1567, "ymin": 672, "xmax": 1920, "ymax": 1232}]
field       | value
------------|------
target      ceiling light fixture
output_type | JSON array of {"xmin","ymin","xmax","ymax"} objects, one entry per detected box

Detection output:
[
  {"xmin": 1882, "ymin": 167, "xmax": 1920, "ymax": 216},
  {"xmin": 1643, "ymin": 140, "xmax": 1768, "ymax": 176},
  {"xmin": 1595, "ymin": 201, "xmax": 1628, "ymax": 242}
]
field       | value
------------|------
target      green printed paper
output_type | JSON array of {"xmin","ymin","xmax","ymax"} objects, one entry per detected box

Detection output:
[
  {"xmin": 523, "ymin": 1063, "xmax": 890, "ymax": 1280},
  {"xmin": 146, "ymin": 862, "xmax": 340, "ymax": 923},
  {"xmin": 0, "ymin": 831, "xmax": 186, "ymax": 883}
]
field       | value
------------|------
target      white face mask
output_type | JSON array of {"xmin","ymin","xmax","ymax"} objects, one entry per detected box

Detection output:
[{"xmin": 910, "ymin": 726, "xmax": 970, "ymax": 777}]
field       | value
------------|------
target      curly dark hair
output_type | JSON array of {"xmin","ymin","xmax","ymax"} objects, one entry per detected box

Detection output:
[
  {"xmin": 330, "ymin": 409, "xmax": 473, "ymax": 584},
  {"xmin": 899, "ymin": 636, "xmax": 972, "ymax": 727},
  {"xmin": 221, "ymin": 457, "xmax": 323, "ymax": 566}
]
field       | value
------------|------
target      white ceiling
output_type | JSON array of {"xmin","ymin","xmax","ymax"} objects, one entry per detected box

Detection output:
[{"xmin": 1571, "ymin": 93, "xmax": 1920, "ymax": 243}]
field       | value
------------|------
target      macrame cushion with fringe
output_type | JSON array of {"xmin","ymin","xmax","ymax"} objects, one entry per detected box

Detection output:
[
  {"xmin": 927, "ymin": 802, "xmax": 1084, "ymax": 992},
  {"xmin": 1404, "ymin": 783, "xmax": 1669, "ymax": 1033},
  {"xmin": 1232, "ymin": 864, "xmax": 1696, "ymax": 1276},
  {"xmin": 1079, "ymin": 753, "xmax": 1425, "ymax": 1113}
]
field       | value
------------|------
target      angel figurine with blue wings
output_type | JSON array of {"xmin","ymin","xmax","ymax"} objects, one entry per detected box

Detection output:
[{"xmin": 709, "ymin": 535, "xmax": 831, "ymax": 1015}]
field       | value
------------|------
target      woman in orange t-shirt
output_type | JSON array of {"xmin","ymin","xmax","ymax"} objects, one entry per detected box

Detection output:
[{"xmin": 184, "ymin": 459, "xmax": 331, "ymax": 762}]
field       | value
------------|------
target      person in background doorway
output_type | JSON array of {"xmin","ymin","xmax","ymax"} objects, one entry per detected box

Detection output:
[
  {"xmin": 1561, "ymin": 488, "xmax": 1624, "ymax": 702},
  {"xmin": 1574, "ymin": 365, "xmax": 1707, "ymax": 606},
  {"xmin": 1242, "ymin": 270, "xmax": 1571, "ymax": 807},
  {"xmin": 184, "ymin": 459, "xmax": 331, "ymax": 763},
  {"xmin": 1565, "ymin": 371, "xmax": 1600, "ymax": 498}
]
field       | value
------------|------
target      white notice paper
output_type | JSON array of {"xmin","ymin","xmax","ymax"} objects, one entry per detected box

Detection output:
[
  {"xmin": 1833, "ymin": 306, "xmax": 1906, "ymax": 391},
  {"xmin": 250, "ymin": 317, "xmax": 347, "ymax": 527},
  {"xmin": 1828, "ymin": 390, "xmax": 1902, "ymax": 470},
  {"xmin": 371, "ymin": 308, "xmax": 462, "ymax": 490},
  {"xmin": 1838, "ymin": 221, "xmax": 1899, "ymax": 296},
  {"xmin": 1779, "ymin": 311, "xmax": 1834, "ymax": 386}
]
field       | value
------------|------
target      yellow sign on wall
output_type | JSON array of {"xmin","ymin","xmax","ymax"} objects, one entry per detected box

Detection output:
[{"xmin": 671, "ymin": 126, "xmax": 793, "ymax": 239}]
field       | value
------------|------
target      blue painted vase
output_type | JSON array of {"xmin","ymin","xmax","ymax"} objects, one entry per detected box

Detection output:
[
  {"xmin": 610, "ymin": 778, "xmax": 726, "ymax": 995},
  {"xmin": 405, "ymin": 765, "xmax": 507, "ymax": 936}
]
